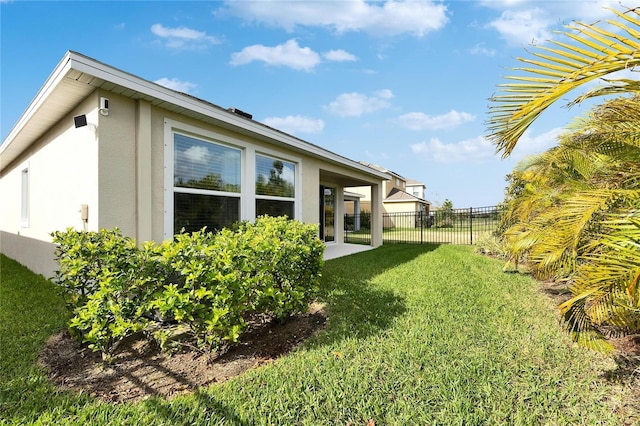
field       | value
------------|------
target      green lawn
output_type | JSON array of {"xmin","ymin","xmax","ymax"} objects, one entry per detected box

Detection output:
[
  {"xmin": 1, "ymin": 246, "xmax": 636, "ymax": 425},
  {"xmin": 346, "ymin": 227, "xmax": 497, "ymax": 245}
]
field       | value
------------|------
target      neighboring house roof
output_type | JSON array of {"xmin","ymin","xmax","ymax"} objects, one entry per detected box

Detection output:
[
  {"xmin": 384, "ymin": 188, "xmax": 430, "ymax": 205},
  {"xmin": 358, "ymin": 161, "xmax": 404, "ymax": 181},
  {"xmin": 406, "ymin": 178, "xmax": 425, "ymax": 187},
  {"xmin": 0, "ymin": 51, "xmax": 390, "ymax": 183}
]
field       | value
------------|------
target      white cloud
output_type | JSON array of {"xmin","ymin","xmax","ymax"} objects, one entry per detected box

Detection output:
[
  {"xmin": 410, "ymin": 127, "xmax": 563, "ymax": 164},
  {"xmin": 181, "ymin": 145, "xmax": 211, "ymax": 164},
  {"xmin": 230, "ymin": 39, "xmax": 321, "ymax": 71},
  {"xmin": 470, "ymin": 43, "xmax": 496, "ymax": 57},
  {"xmin": 411, "ymin": 136, "xmax": 495, "ymax": 163},
  {"xmin": 570, "ymin": 0, "xmax": 626, "ymax": 22},
  {"xmin": 324, "ymin": 91, "xmax": 393, "ymax": 117},
  {"xmin": 263, "ymin": 115, "xmax": 325, "ymax": 135},
  {"xmin": 220, "ymin": 0, "xmax": 448, "ymax": 37},
  {"xmin": 323, "ymin": 49, "xmax": 357, "ymax": 62},
  {"xmin": 154, "ymin": 77, "xmax": 197, "ymax": 94},
  {"xmin": 488, "ymin": 8, "xmax": 552, "ymax": 46},
  {"xmin": 375, "ymin": 89, "xmax": 394, "ymax": 99},
  {"xmin": 151, "ymin": 23, "xmax": 220, "ymax": 49},
  {"xmin": 509, "ymin": 127, "xmax": 562, "ymax": 161},
  {"xmin": 481, "ymin": 1, "xmax": 628, "ymax": 47},
  {"xmin": 175, "ymin": 145, "xmax": 240, "ymax": 183},
  {"xmin": 398, "ymin": 110, "xmax": 476, "ymax": 130},
  {"xmin": 479, "ymin": 0, "xmax": 621, "ymax": 22}
]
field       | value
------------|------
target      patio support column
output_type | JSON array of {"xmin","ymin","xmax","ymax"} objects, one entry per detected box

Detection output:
[
  {"xmin": 371, "ymin": 183, "xmax": 383, "ymax": 247},
  {"xmin": 354, "ymin": 199, "xmax": 361, "ymax": 231},
  {"xmin": 335, "ymin": 187, "xmax": 344, "ymax": 244}
]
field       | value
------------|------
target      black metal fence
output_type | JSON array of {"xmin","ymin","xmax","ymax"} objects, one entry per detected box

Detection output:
[{"xmin": 344, "ymin": 205, "xmax": 503, "ymax": 246}]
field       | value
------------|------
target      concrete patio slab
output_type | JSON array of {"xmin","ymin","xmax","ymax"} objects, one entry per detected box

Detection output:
[{"xmin": 323, "ymin": 243, "xmax": 375, "ymax": 260}]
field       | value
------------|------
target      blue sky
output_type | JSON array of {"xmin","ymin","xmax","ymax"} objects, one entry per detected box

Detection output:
[{"xmin": 0, "ymin": 0, "xmax": 627, "ymax": 207}]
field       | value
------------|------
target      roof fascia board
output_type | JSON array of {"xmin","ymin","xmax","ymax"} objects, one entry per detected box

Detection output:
[
  {"xmin": 384, "ymin": 199, "xmax": 430, "ymax": 203},
  {"xmin": 0, "ymin": 52, "xmax": 73, "ymax": 156},
  {"xmin": 67, "ymin": 52, "xmax": 390, "ymax": 181}
]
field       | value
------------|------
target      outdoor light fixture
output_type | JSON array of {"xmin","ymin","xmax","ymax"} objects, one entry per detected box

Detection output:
[
  {"xmin": 99, "ymin": 97, "xmax": 109, "ymax": 116},
  {"xmin": 74, "ymin": 114, "xmax": 88, "ymax": 128}
]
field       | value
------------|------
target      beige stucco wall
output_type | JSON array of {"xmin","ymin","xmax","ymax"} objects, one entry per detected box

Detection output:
[
  {"xmin": 382, "ymin": 201, "xmax": 420, "ymax": 229},
  {"xmin": 0, "ymin": 94, "xmax": 100, "ymax": 276},
  {"xmin": 93, "ymin": 102, "xmax": 387, "ymax": 244},
  {"xmin": 348, "ymin": 185, "xmax": 372, "ymax": 202},
  {"xmin": 384, "ymin": 201, "xmax": 419, "ymax": 214},
  {"xmin": 1, "ymin": 90, "xmax": 387, "ymax": 276},
  {"xmin": 96, "ymin": 91, "xmax": 137, "ymax": 236}
]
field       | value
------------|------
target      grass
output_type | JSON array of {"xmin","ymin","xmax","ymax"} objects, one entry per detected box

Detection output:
[{"xmin": 1, "ymin": 246, "xmax": 636, "ymax": 425}]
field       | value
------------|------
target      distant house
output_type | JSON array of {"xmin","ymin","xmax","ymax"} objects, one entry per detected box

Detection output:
[
  {"xmin": 0, "ymin": 51, "xmax": 390, "ymax": 277},
  {"xmin": 406, "ymin": 178, "xmax": 426, "ymax": 199},
  {"xmin": 346, "ymin": 163, "xmax": 430, "ymax": 228}
]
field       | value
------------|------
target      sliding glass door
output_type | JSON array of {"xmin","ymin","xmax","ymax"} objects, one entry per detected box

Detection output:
[{"xmin": 320, "ymin": 185, "xmax": 335, "ymax": 242}]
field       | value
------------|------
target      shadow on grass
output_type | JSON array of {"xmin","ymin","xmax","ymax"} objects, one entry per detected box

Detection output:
[
  {"xmin": 313, "ymin": 243, "xmax": 440, "ymax": 342},
  {"xmin": 0, "ymin": 245, "xmax": 439, "ymax": 423},
  {"xmin": 143, "ymin": 391, "xmax": 251, "ymax": 426}
]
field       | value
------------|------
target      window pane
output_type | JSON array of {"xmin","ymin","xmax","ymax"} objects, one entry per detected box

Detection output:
[
  {"xmin": 255, "ymin": 155, "xmax": 295, "ymax": 197},
  {"xmin": 174, "ymin": 133, "xmax": 241, "ymax": 192},
  {"xmin": 174, "ymin": 192, "xmax": 240, "ymax": 234},
  {"xmin": 323, "ymin": 186, "xmax": 335, "ymax": 242},
  {"xmin": 21, "ymin": 168, "xmax": 29, "ymax": 225},
  {"xmin": 256, "ymin": 199, "xmax": 294, "ymax": 219}
]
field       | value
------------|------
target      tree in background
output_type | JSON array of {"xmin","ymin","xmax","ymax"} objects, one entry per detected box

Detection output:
[
  {"xmin": 438, "ymin": 198, "xmax": 454, "ymax": 227},
  {"xmin": 487, "ymin": 7, "xmax": 640, "ymax": 352},
  {"xmin": 256, "ymin": 160, "xmax": 295, "ymax": 198}
]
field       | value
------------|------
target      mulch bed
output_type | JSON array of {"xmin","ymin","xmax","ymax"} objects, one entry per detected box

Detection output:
[{"xmin": 39, "ymin": 303, "xmax": 327, "ymax": 403}]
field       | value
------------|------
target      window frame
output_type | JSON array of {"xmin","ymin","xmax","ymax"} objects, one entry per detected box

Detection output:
[
  {"xmin": 173, "ymin": 132, "xmax": 242, "ymax": 195},
  {"xmin": 20, "ymin": 164, "xmax": 29, "ymax": 228},
  {"xmin": 164, "ymin": 119, "xmax": 302, "ymax": 239},
  {"xmin": 254, "ymin": 152, "xmax": 296, "ymax": 218}
]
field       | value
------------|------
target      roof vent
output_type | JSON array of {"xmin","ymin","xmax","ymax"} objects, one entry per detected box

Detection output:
[{"xmin": 227, "ymin": 107, "xmax": 253, "ymax": 120}]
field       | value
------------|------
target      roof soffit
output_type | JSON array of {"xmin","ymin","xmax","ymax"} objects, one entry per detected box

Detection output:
[{"xmin": 1, "ymin": 51, "xmax": 390, "ymax": 181}]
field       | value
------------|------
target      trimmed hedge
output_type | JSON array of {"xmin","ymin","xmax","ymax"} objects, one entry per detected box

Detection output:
[{"xmin": 51, "ymin": 216, "xmax": 324, "ymax": 361}]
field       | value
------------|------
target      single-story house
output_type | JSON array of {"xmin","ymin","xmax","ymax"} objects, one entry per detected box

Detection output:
[{"xmin": 0, "ymin": 51, "xmax": 390, "ymax": 277}]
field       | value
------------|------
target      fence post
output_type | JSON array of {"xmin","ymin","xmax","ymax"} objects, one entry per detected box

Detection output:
[{"xmin": 469, "ymin": 207, "xmax": 473, "ymax": 245}]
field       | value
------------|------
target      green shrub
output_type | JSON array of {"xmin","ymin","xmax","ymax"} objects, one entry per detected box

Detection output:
[
  {"xmin": 246, "ymin": 216, "xmax": 324, "ymax": 319},
  {"xmin": 52, "ymin": 229, "xmax": 161, "ymax": 360},
  {"xmin": 149, "ymin": 229, "xmax": 252, "ymax": 352},
  {"xmin": 474, "ymin": 232, "xmax": 509, "ymax": 259},
  {"xmin": 149, "ymin": 217, "xmax": 324, "ymax": 352},
  {"xmin": 51, "ymin": 228, "xmax": 140, "ymax": 308},
  {"xmin": 51, "ymin": 217, "xmax": 325, "ymax": 359},
  {"xmin": 67, "ymin": 270, "xmax": 148, "ymax": 361}
]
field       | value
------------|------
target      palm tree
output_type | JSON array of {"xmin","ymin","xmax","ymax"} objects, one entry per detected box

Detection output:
[{"xmin": 487, "ymin": 7, "xmax": 640, "ymax": 352}]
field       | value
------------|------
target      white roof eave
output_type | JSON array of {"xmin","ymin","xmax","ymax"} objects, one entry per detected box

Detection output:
[{"xmin": 1, "ymin": 51, "xmax": 390, "ymax": 182}]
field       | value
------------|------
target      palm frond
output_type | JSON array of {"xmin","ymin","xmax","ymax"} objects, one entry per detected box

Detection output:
[
  {"xmin": 487, "ymin": 7, "xmax": 640, "ymax": 158},
  {"xmin": 558, "ymin": 292, "xmax": 614, "ymax": 353},
  {"xmin": 560, "ymin": 211, "xmax": 640, "ymax": 348}
]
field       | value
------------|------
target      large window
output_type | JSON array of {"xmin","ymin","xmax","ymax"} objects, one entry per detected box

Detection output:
[
  {"xmin": 173, "ymin": 133, "xmax": 241, "ymax": 233},
  {"xmin": 255, "ymin": 154, "xmax": 295, "ymax": 218},
  {"xmin": 21, "ymin": 166, "xmax": 29, "ymax": 227},
  {"xmin": 165, "ymin": 120, "xmax": 301, "ymax": 238}
]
